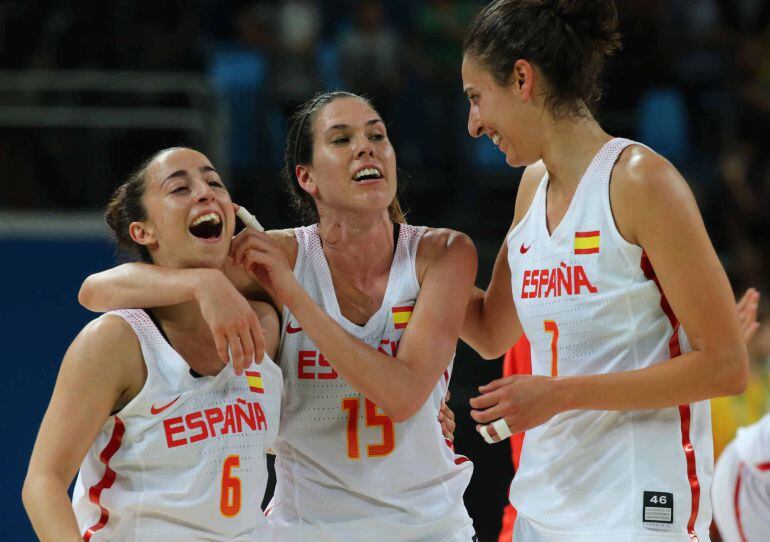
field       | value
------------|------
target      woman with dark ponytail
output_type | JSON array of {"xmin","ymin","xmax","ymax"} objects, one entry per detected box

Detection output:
[
  {"xmin": 461, "ymin": 1, "xmax": 747, "ymax": 541},
  {"xmin": 78, "ymin": 93, "xmax": 477, "ymax": 541}
]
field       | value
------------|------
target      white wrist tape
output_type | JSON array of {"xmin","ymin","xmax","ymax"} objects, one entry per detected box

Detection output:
[{"xmin": 236, "ymin": 206, "xmax": 265, "ymax": 232}]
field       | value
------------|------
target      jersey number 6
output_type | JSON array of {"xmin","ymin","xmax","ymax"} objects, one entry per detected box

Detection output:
[
  {"xmin": 342, "ymin": 397, "xmax": 395, "ymax": 459},
  {"xmin": 220, "ymin": 455, "xmax": 241, "ymax": 517}
]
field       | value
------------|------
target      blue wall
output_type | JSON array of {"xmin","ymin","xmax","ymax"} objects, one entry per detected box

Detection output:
[{"xmin": 0, "ymin": 238, "xmax": 116, "ymax": 540}]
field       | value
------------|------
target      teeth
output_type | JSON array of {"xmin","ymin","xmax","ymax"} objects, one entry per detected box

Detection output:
[
  {"xmin": 354, "ymin": 167, "xmax": 382, "ymax": 180},
  {"xmin": 190, "ymin": 212, "xmax": 221, "ymax": 227},
  {"xmin": 491, "ymin": 133, "xmax": 501, "ymax": 145}
]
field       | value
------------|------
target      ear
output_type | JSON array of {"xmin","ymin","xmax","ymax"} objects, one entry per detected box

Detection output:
[
  {"xmin": 512, "ymin": 59, "xmax": 535, "ymax": 101},
  {"xmin": 128, "ymin": 221, "xmax": 157, "ymax": 247},
  {"xmin": 295, "ymin": 165, "xmax": 318, "ymax": 197}
]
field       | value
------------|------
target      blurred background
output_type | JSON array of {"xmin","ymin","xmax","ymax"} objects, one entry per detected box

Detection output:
[{"xmin": 1, "ymin": 0, "xmax": 769, "ymax": 540}]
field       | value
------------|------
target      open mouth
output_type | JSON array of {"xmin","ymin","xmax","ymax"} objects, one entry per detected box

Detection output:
[
  {"xmin": 188, "ymin": 212, "xmax": 223, "ymax": 239},
  {"xmin": 353, "ymin": 167, "xmax": 383, "ymax": 183}
]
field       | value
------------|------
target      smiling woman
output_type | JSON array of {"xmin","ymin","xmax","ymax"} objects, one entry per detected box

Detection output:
[
  {"xmin": 458, "ymin": 1, "xmax": 748, "ymax": 541},
  {"xmin": 76, "ymin": 92, "xmax": 479, "ymax": 541},
  {"xmin": 22, "ymin": 147, "xmax": 283, "ymax": 542}
]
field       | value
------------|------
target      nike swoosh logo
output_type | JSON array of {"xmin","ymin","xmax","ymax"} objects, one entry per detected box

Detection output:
[
  {"xmin": 150, "ymin": 395, "xmax": 181, "ymax": 415},
  {"xmin": 286, "ymin": 322, "xmax": 303, "ymax": 334},
  {"xmin": 520, "ymin": 243, "xmax": 532, "ymax": 254}
]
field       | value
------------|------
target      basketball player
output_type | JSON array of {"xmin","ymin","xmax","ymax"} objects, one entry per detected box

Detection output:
[
  {"xmin": 712, "ymin": 410, "xmax": 770, "ymax": 542},
  {"xmin": 496, "ymin": 291, "xmax": 758, "ymax": 542},
  {"xmin": 78, "ymin": 93, "xmax": 477, "ymax": 541},
  {"xmin": 459, "ymin": 1, "xmax": 748, "ymax": 541},
  {"xmin": 22, "ymin": 148, "xmax": 282, "ymax": 542}
]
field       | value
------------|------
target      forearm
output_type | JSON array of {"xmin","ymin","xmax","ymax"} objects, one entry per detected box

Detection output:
[
  {"xmin": 461, "ymin": 287, "xmax": 520, "ymax": 359},
  {"xmin": 557, "ymin": 348, "xmax": 747, "ymax": 412},
  {"xmin": 23, "ymin": 476, "xmax": 84, "ymax": 542},
  {"xmin": 79, "ymin": 263, "xmax": 211, "ymax": 311},
  {"xmin": 285, "ymin": 286, "xmax": 437, "ymax": 421}
]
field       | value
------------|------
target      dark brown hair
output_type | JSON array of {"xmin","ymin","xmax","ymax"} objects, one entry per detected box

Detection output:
[
  {"xmin": 283, "ymin": 91, "xmax": 406, "ymax": 224},
  {"xmin": 104, "ymin": 147, "xmax": 183, "ymax": 262},
  {"xmin": 463, "ymin": 0, "xmax": 621, "ymax": 118}
]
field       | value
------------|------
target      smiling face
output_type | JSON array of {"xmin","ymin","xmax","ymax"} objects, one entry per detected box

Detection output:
[
  {"xmin": 297, "ymin": 97, "xmax": 398, "ymax": 219},
  {"xmin": 130, "ymin": 148, "xmax": 235, "ymax": 269},
  {"xmin": 462, "ymin": 54, "xmax": 545, "ymax": 168}
]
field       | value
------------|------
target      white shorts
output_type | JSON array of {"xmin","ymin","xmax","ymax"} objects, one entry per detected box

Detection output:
[
  {"xmin": 511, "ymin": 516, "xmax": 709, "ymax": 542},
  {"xmin": 712, "ymin": 441, "xmax": 769, "ymax": 542}
]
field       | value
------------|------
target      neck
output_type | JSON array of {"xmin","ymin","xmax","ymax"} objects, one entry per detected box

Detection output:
[
  {"xmin": 317, "ymin": 208, "xmax": 395, "ymax": 281},
  {"xmin": 540, "ymin": 113, "xmax": 612, "ymax": 192},
  {"xmin": 151, "ymin": 299, "xmax": 206, "ymax": 332}
]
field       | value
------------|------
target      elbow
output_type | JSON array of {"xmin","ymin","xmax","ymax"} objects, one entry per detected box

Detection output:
[
  {"xmin": 381, "ymin": 397, "xmax": 425, "ymax": 423},
  {"xmin": 714, "ymin": 345, "xmax": 749, "ymax": 396},
  {"xmin": 21, "ymin": 474, "xmax": 36, "ymax": 513},
  {"xmin": 78, "ymin": 276, "xmax": 98, "ymax": 311}
]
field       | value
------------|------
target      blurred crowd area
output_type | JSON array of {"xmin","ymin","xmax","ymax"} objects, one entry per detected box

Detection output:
[{"xmin": 2, "ymin": 0, "xmax": 769, "ymax": 434}]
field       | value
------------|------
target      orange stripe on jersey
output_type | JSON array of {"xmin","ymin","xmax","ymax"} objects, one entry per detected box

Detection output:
[
  {"xmin": 392, "ymin": 306, "xmax": 413, "ymax": 329},
  {"xmin": 574, "ymin": 230, "xmax": 600, "ymax": 254},
  {"xmin": 245, "ymin": 370, "xmax": 264, "ymax": 394},
  {"xmin": 84, "ymin": 417, "xmax": 126, "ymax": 541}
]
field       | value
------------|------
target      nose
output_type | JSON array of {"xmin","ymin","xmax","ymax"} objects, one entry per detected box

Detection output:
[
  {"xmin": 354, "ymin": 134, "xmax": 375, "ymax": 158},
  {"xmin": 467, "ymin": 106, "xmax": 484, "ymax": 138},
  {"xmin": 194, "ymin": 179, "xmax": 215, "ymax": 202}
]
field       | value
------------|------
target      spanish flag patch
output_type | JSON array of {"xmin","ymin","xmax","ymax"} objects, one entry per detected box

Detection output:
[
  {"xmin": 245, "ymin": 370, "xmax": 264, "ymax": 394},
  {"xmin": 392, "ymin": 305, "xmax": 414, "ymax": 329},
  {"xmin": 574, "ymin": 230, "xmax": 600, "ymax": 255}
]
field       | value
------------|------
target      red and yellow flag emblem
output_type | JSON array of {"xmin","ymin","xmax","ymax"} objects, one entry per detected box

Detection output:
[
  {"xmin": 392, "ymin": 305, "xmax": 413, "ymax": 329},
  {"xmin": 245, "ymin": 370, "xmax": 264, "ymax": 394},
  {"xmin": 574, "ymin": 230, "xmax": 600, "ymax": 255}
]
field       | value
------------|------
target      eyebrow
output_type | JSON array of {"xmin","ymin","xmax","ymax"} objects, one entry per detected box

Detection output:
[
  {"xmin": 162, "ymin": 165, "xmax": 219, "ymax": 185},
  {"xmin": 325, "ymin": 119, "xmax": 383, "ymax": 133}
]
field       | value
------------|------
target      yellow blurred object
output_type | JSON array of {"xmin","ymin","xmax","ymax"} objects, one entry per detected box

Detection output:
[{"xmin": 711, "ymin": 367, "xmax": 769, "ymax": 458}]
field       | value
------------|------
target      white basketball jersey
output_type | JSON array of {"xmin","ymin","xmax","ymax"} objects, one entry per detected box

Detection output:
[
  {"xmin": 72, "ymin": 309, "xmax": 282, "ymax": 542},
  {"xmin": 269, "ymin": 224, "xmax": 475, "ymax": 542},
  {"xmin": 712, "ymin": 413, "xmax": 770, "ymax": 542},
  {"xmin": 506, "ymin": 139, "xmax": 713, "ymax": 541}
]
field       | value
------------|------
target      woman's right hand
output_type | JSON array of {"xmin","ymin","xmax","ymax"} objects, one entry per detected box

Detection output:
[{"xmin": 193, "ymin": 268, "xmax": 266, "ymax": 373}]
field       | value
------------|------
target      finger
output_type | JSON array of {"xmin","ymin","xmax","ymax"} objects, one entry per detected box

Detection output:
[
  {"xmin": 441, "ymin": 423, "xmax": 454, "ymax": 441},
  {"xmin": 232, "ymin": 202, "xmax": 241, "ymax": 212},
  {"xmin": 477, "ymin": 423, "xmax": 500, "ymax": 443},
  {"xmin": 239, "ymin": 323, "xmax": 256, "ymax": 368},
  {"xmin": 440, "ymin": 403, "xmax": 455, "ymax": 421},
  {"xmin": 213, "ymin": 330, "xmax": 230, "ymax": 365},
  {"xmin": 444, "ymin": 390, "xmax": 451, "ymax": 402},
  {"xmin": 478, "ymin": 376, "xmax": 513, "ymax": 393},
  {"xmin": 251, "ymin": 318, "xmax": 265, "ymax": 364},
  {"xmin": 744, "ymin": 322, "xmax": 760, "ymax": 343},
  {"xmin": 445, "ymin": 415, "xmax": 456, "ymax": 435},
  {"xmin": 470, "ymin": 404, "xmax": 507, "ymax": 424},
  {"xmin": 227, "ymin": 331, "xmax": 245, "ymax": 375},
  {"xmin": 469, "ymin": 390, "xmax": 500, "ymax": 409}
]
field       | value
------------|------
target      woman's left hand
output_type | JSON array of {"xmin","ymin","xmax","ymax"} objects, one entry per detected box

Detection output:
[
  {"xmin": 230, "ymin": 229, "xmax": 300, "ymax": 306},
  {"xmin": 469, "ymin": 374, "xmax": 561, "ymax": 442},
  {"xmin": 438, "ymin": 391, "xmax": 456, "ymax": 442}
]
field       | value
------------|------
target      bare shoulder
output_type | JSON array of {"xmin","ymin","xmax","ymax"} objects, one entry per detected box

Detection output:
[
  {"xmin": 266, "ymin": 228, "xmax": 299, "ymax": 268},
  {"xmin": 513, "ymin": 161, "xmax": 547, "ymax": 229},
  {"xmin": 64, "ymin": 314, "xmax": 145, "ymax": 394},
  {"xmin": 611, "ymin": 145, "xmax": 697, "ymax": 244},
  {"xmin": 416, "ymin": 227, "xmax": 477, "ymax": 283}
]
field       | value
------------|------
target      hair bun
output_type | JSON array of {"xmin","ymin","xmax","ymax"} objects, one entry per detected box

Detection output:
[{"xmin": 554, "ymin": 0, "xmax": 621, "ymax": 57}]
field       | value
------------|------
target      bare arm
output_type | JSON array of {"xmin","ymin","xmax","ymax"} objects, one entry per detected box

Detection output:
[
  {"xmin": 22, "ymin": 316, "xmax": 144, "ymax": 542},
  {"xmin": 76, "ymin": 225, "xmax": 298, "ymax": 370},
  {"xmin": 471, "ymin": 149, "xmax": 748, "ymax": 435},
  {"xmin": 236, "ymin": 228, "xmax": 477, "ymax": 422},
  {"xmin": 461, "ymin": 163, "xmax": 544, "ymax": 358}
]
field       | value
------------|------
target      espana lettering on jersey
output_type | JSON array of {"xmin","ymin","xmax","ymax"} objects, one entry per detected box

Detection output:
[
  {"xmin": 297, "ymin": 340, "xmax": 400, "ymax": 380},
  {"xmin": 521, "ymin": 263, "xmax": 598, "ymax": 299},
  {"xmin": 163, "ymin": 398, "xmax": 269, "ymax": 448}
]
